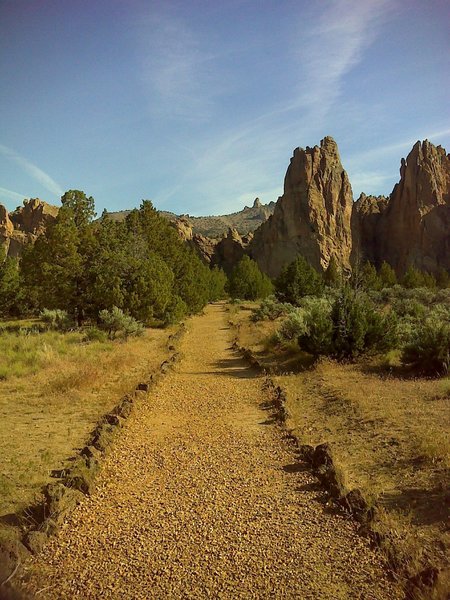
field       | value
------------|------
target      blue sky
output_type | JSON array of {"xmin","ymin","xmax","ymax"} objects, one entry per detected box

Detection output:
[{"xmin": 1, "ymin": 0, "xmax": 449, "ymax": 216}]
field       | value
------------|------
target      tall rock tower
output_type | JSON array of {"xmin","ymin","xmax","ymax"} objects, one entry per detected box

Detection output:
[{"xmin": 249, "ymin": 136, "xmax": 354, "ymax": 277}]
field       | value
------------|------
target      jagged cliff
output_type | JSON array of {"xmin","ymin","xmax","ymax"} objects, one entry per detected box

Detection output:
[
  {"xmin": 249, "ymin": 137, "xmax": 354, "ymax": 277},
  {"xmin": 0, "ymin": 199, "xmax": 59, "ymax": 257},
  {"xmin": 354, "ymin": 140, "xmax": 450, "ymax": 273},
  {"xmin": 1, "ymin": 139, "xmax": 448, "ymax": 276}
]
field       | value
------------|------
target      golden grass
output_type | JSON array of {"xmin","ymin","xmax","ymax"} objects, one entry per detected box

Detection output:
[
  {"xmin": 0, "ymin": 326, "xmax": 171, "ymax": 517},
  {"xmin": 234, "ymin": 305, "xmax": 450, "ymax": 590}
]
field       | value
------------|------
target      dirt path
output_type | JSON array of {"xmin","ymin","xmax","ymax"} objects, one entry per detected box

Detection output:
[{"xmin": 20, "ymin": 304, "xmax": 402, "ymax": 599}]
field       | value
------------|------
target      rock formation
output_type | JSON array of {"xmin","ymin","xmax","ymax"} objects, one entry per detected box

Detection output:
[
  {"xmin": 0, "ymin": 198, "xmax": 59, "ymax": 257},
  {"xmin": 352, "ymin": 141, "xmax": 450, "ymax": 273},
  {"xmin": 249, "ymin": 137, "xmax": 354, "ymax": 277},
  {"xmin": 170, "ymin": 217, "xmax": 218, "ymax": 264},
  {"xmin": 211, "ymin": 228, "xmax": 252, "ymax": 274},
  {"xmin": 351, "ymin": 194, "xmax": 389, "ymax": 265}
]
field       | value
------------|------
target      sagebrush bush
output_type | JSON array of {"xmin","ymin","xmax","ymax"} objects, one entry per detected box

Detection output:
[
  {"xmin": 251, "ymin": 296, "xmax": 293, "ymax": 322},
  {"xmin": 277, "ymin": 309, "xmax": 308, "ymax": 342},
  {"xmin": 298, "ymin": 298, "xmax": 333, "ymax": 356},
  {"xmin": 402, "ymin": 317, "xmax": 450, "ymax": 375},
  {"xmin": 40, "ymin": 309, "xmax": 74, "ymax": 331},
  {"xmin": 99, "ymin": 307, "xmax": 144, "ymax": 339}
]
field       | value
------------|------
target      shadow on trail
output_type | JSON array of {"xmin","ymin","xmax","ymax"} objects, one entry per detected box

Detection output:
[{"xmin": 192, "ymin": 354, "xmax": 260, "ymax": 380}]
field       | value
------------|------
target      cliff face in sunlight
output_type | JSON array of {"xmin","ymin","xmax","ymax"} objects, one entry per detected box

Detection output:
[
  {"xmin": 249, "ymin": 137, "xmax": 354, "ymax": 277},
  {"xmin": 352, "ymin": 140, "xmax": 450, "ymax": 273},
  {"xmin": 2, "ymin": 139, "xmax": 449, "ymax": 277},
  {"xmin": 0, "ymin": 199, "xmax": 59, "ymax": 257}
]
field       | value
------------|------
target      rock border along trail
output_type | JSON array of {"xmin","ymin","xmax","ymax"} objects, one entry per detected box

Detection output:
[{"xmin": 20, "ymin": 304, "xmax": 402, "ymax": 599}]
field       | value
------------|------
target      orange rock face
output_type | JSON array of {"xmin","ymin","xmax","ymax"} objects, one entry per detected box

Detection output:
[
  {"xmin": 354, "ymin": 141, "xmax": 450, "ymax": 274},
  {"xmin": 0, "ymin": 198, "xmax": 59, "ymax": 257},
  {"xmin": 249, "ymin": 137, "xmax": 354, "ymax": 277}
]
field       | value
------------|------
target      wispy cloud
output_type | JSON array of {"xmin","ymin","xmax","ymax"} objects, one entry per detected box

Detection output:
[
  {"xmin": 0, "ymin": 186, "xmax": 28, "ymax": 203},
  {"xmin": 290, "ymin": 0, "xmax": 396, "ymax": 120},
  {"xmin": 142, "ymin": 1, "xmax": 399, "ymax": 213},
  {"xmin": 136, "ymin": 11, "xmax": 229, "ymax": 121},
  {"xmin": 0, "ymin": 144, "xmax": 63, "ymax": 198}
]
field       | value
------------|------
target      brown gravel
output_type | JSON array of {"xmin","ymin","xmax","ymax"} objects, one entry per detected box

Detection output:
[{"xmin": 20, "ymin": 304, "xmax": 402, "ymax": 599}]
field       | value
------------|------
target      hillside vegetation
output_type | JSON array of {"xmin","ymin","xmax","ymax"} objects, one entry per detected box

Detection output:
[
  {"xmin": 0, "ymin": 190, "xmax": 227, "ymax": 327},
  {"xmin": 105, "ymin": 198, "xmax": 275, "ymax": 239}
]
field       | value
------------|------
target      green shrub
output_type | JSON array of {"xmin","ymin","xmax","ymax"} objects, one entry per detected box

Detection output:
[
  {"xmin": 277, "ymin": 309, "xmax": 308, "ymax": 342},
  {"xmin": 99, "ymin": 306, "xmax": 144, "ymax": 340},
  {"xmin": 251, "ymin": 296, "xmax": 293, "ymax": 322},
  {"xmin": 40, "ymin": 309, "xmax": 74, "ymax": 331},
  {"xmin": 83, "ymin": 327, "xmax": 108, "ymax": 343},
  {"xmin": 402, "ymin": 317, "xmax": 450, "ymax": 375},
  {"xmin": 298, "ymin": 298, "xmax": 333, "ymax": 356}
]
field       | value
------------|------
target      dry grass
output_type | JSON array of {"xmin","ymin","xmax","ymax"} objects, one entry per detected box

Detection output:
[
  {"xmin": 234, "ymin": 305, "xmax": 450, "ymax": 591},
  {"xmin": 0, "ymin": 326, "xmax": 172, "ymax": 518}
]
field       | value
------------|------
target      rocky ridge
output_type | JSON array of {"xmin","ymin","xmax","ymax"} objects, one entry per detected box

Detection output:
[
  {"xmin": 0, "ymin": 198, "xmax": 58, "ymax": 258},
  {"xmin": 1, "ymin": 139, "xmax": 448, "ymax": 276},
  {"xmin": 354, "ymin": 140, "xmax": 450, "ymax": 273}
]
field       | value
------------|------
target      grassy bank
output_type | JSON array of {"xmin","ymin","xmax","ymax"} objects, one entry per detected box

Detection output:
[
  {"xmin": 0, "ymin": 323, "xmax": 171, "ymax": 519},
  {"xmin": 231, "ymin": 302, "xmax": 449, "ymax": 598}
]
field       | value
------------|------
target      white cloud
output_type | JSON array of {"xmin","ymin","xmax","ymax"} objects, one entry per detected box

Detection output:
[
  {"xmin": 0, "ymin": 186, "xmax": 28, "ymax": 203},
  {"xmin": 0, "ymin": 144, "xmax": 63, "ymax": 197}
]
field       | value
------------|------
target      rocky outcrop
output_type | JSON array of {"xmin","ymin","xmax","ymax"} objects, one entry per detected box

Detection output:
[
  {"xmin": 0, "ymin": 198, "xmax": 59, "ymax": 258},
  {"xmin": 352, "ymin": 141, "xmax": 450, "ymax": 273},
  {"xmin": 376, "ymin": 141, "xmax": 450, "ymax": 273},
  {"xmin": 0, "ymin": 205, "xmax": 14, "ymax": 255},
  {"xmin": 170, "ymin": 217, "xmax": 218, "ymax": 264},
  {"xmin": 211, "ymin": 228, "xmax": 251, "ymax": 274},
  {"xmin": 249, "ymin": 137, "xmax": 354, "ymax": 277},
  {"xmin": 351, "ymin": 194, "xmax": 389, "ymax": 264}
]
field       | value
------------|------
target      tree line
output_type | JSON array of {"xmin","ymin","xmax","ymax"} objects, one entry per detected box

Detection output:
[{"xmin": 0, "ymin": 191, "xmax": 227, "ymax": 324}]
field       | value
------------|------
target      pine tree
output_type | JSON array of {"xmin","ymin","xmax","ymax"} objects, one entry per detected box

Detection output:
[
  {"xmin": 228, "ymin": 256, "xmax": 273, "ymax": 300},
  {"xmin": 275, "ymin": 255, "xmax": 323, "ymax": 304},
  {"xmin": 378, "ymin": 261, "xmax": 397, "ymax": 287},
  {"xmin": 324, "ymin": 256, "xmax": 341, "ymax": 288}
]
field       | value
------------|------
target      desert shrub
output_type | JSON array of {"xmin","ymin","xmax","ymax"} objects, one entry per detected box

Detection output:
[
  {"xmin": 251, "ymin": 296, "xmax": 293, "ymax": 322},
  {"xmin": 99, "ymin": 306, "xmax": 144, "ymax": 340},
  {"xmin": 298, "ymin": 298, "xmax": 333, "ymax": 356},
  {"xmin": 275, "ymin": 255, "xmax": 323, "ymax": 304},
  {"xmin": 393, "ymin": 298, "xmax": 427, "ymax": 319},
  {"xmin": 83, "ymin": 327, "xmax": 108, "ymax": 343},
  {"xmin": 277, "ymin": 309, "xmax": 308, "ymax": 342},
  {"xmin": 402, "ymin": 317, "xmax": 450, "ymax": 375},
  {"xmin": 332, "ymin": 287, "xmax": 398, "ymax": 358},
  {"xmin": 40, "ymin": 309, "xmax": 74, "ymax": 331}
]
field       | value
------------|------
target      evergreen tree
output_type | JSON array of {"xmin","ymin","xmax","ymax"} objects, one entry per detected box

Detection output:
[
  {"xmin": 228, "ymin": 256, "xmax": 273, "ymax": 300},
  {"xmin": 275, "ymin": 255, "xmax": 323, "ymax": 304},
  {"xmin": 436, "ymin": 267, "xmax": 450, "ymax": 289},
  {"xmin": 0, "ymin": 250, "xmax": 22, "ymax": 316},
  {"xmin": 323, "ymin": 256, "xmax": 341, "ymax": 288},
  {"xmin": 378, "ymin": 261, "xmax": 397, "ymax": 287},
  {"xmin": 402, "ymin": 265, "xmax": 425, "ymax": 288},
  {"xmin": 360, "ymin": 261, "xmax": 381, "ymax": 291}
]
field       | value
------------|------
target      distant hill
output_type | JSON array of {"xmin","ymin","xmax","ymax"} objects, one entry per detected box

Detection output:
[{"xmin": 105, "ymin": 198, "xmax": 276, "ymax": 239}]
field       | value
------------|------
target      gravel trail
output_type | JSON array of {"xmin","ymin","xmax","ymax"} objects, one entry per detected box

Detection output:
[{"xmin": 21, "ymin": 304, "xmax": 401, "ymax": 599}]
